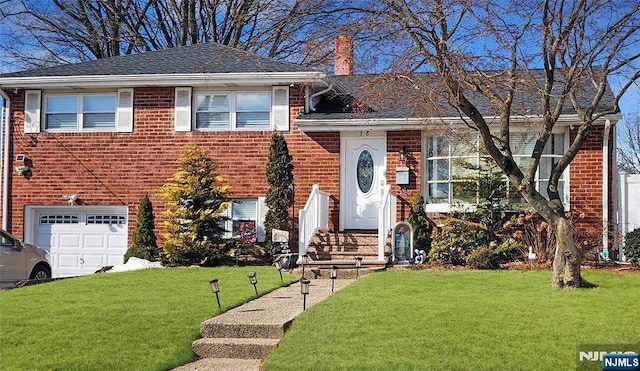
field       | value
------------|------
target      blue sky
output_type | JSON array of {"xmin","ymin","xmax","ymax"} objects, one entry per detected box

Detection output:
[{"xmin": 0, "ymin": 7, "xmax": 638, "ymax": 159}]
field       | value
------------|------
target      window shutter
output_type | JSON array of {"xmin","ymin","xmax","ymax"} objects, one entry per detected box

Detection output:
[
  {"xmin": 257, "ymin": 197, "xmax": 268, "ymax": 243},
  {"xmin": 116, "ymin": 89, "xmax": 133, "ymax": 132},
  {"xmin": 174, "ymin": 87, "xmax": 192, "ymax": 132},
  {"xmin": 24, "ymin": 90, "xmax": 41, "ymax": 133},
  {"xmin": 271, "ymin": 86, "xmax": 289, "ymax": 131},
  {"xmin": 221, "ymin": 203, "xmax": 232, "ymax": 239}
]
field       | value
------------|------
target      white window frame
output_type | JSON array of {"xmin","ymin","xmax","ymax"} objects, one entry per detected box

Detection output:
[
  {"xmin": 221, "ymin": 198, "xmax": 267, "ymax": 242},
  {"xmin": 423, "ymin": 128, "xmax": 570, "ymax": 213},
  {"xmin": 43, "ymin": 93, "xmax": 118, "ymax": 132},
  {"xmin": 190, "ymin": 85, "xmax": 290, "ymax": 132},
  {"xmin": 194, "ymin": 90, "xmax": 272, "ymax": 131}
]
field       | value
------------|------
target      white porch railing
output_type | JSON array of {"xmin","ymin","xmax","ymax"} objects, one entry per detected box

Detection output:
[
  {"xmin": 298, "ymin": 184, "xmax": 330, "ymax": 259},
  {"xmin": 378, "ymin": 184, "xmax": 397, "ymax": 261}
]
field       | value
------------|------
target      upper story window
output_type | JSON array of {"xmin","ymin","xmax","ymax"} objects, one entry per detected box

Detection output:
[
  {"xmin": 44, "ymin": 94, "xmax": 116, "ymax": 131},
  {"xmin": 424, "ymin": 130, "xmax": 568, "ymax": 211},
  {"xmin": 23, "ymin": 89, "xmax": 134, "ymax": 134},
  {"xmin": 174, "ymin": 86, "xmax": 289, "ymax": 132},
  {"xmin": 195, "ymin": 91, "xmax": 271, "ymax": 130}
]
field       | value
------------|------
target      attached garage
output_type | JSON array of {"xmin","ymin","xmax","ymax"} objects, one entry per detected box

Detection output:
[{"xmin": 24, "ymin": 206, "xmax": 128, "ymax": 278}]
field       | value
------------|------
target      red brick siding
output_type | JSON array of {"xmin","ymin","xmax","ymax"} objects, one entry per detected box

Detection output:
[
  {"xmin": 3, "ymin": 85, "xmax": 341, "ymax": 244},
  {"xmin": 387, "ymin": 131, "xmax": 423, "ymax": 222},
  {"xmin": 2, "ymin": 86, "xmax": 614, "ymax": 252},
  {"xmin": 569, "ymin": 125, "xmax": 615, "ymax": 251}
]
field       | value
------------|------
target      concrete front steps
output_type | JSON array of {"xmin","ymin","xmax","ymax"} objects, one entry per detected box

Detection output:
[
  {"xmin": 303, "ymin": 231, "xmax": 392, "ymax": 275},
  {"xmin": 193, "ymin": 337, "xmax": 280, "ymax": 360},
  {"xmin": 190, "ymin": 305, "xmax": 295, "ymax": 366},
  {"xmin": 174, "ymin": 279, "xmax": 354, "ymax": 371}
]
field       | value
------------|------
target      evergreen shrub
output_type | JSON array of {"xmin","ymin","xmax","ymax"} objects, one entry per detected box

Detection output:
[
  {"xmin": 624, "ymin": 228, "xmax": 640, "ymax": 268},
  {"xmin": 124, "ymin": 194, "xmax": 158, "ymax": 263}
]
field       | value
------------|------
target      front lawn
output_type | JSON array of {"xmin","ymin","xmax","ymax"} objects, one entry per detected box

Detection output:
[
  {"xmin": 2, "ymin": 268, "xmax": 638, "ymax": 370},
  {"xmin": 263, "ymin": 270, "xmax": 640, "ymax": 370},
  {"xmin": 0, "ymin": 266, "xmax": 296, "ymax": 370}
]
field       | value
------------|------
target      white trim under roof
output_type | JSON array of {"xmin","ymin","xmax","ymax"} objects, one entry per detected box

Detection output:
[
  {"xmin": 294, "ymin": 114, "xmax": 621, "ymax": 132},
  {"xmin": 0, "ymin": 72, "xmax": 326, "ymax": 89}
]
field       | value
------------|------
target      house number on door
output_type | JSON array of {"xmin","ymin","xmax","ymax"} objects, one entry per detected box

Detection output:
[{"xmin": 360, "ymin": 131, "xmax": 369, "ymax": 136}]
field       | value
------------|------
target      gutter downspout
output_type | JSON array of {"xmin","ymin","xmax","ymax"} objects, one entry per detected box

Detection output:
[
  {"xmin": 602, "ymin": 119, "xmax": 612, "ymax": 258},
  {"xmin": 611, "ymin": 122, "xmax": 623, "ymax": 260},
  {"xmin": 307, "ymin": 82, "xmax": 332, "ymax": 112},
  {"xmin": 1, "ymin": 89, "xmax": 10, "ymax": 230}
]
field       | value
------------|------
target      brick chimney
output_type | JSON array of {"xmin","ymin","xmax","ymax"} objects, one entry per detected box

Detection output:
[{"xmin": 334, "ymin": 35, "xmax": 353, "ymax": 76}]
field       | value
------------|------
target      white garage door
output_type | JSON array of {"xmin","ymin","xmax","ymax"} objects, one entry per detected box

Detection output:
[{"xmin": 28, "ymin": 206, "xmax": 128, "ymax": 278}]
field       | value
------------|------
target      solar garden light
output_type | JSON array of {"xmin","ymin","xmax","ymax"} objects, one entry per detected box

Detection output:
[
  {"xmin": 248, "ymin": 271, "xmax": 258, "ymax": 295},
  {"xmin": 209, "ymin": 279, "xmax": 221, "ymax": 310},
  {"xmin": 355, "ymin": 256, "xmax": 363, "ymax": 279},
  {"xmin": 330, "ymin": 265, "xmax": 338, "ymax": 292},
  {"xmin": 274, "ymin": 260, "xmax": 283, "ymax": 282},
  {"xmin": 300, "ymin": 278, "xmax": 311, "ymax": 310}
]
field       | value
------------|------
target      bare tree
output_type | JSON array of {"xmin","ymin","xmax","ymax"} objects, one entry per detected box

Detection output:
[
  {"xmin": 618, "ymin": 112, "xmax": 640, "ymax": 174},
  {"xmin": 350, "ymin": 0, "xmax": 639, "ymax": 288},
  {"xmin": 0, "ymin": 0, "xmax": 353, "ymax": 70}
]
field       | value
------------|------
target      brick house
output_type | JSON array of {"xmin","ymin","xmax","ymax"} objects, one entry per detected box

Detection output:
[{"xmin": 0, "ymin": 39, "xmax": 620, "ymax": 277}]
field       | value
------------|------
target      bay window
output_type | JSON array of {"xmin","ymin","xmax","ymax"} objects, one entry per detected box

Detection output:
[
  {"xmin": 425, "ymin": 130, "xmax": 568, "ymax": 210},
  {"xmin": 426, "ymin": 133, "xmax": 484, "ymax": 204}
]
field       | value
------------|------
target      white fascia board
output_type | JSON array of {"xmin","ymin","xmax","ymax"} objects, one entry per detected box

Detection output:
[
  {"xmin": 295, "ymin": 118, "xmax": 431, "ymax": 132},
  {"xmin": 506, "ymin": 114, "xmax": 623, "ymax": 125},
  {"xmin": 295, "ymin": 113, "xmax": 622, "ymax": 132},
  {"xmin": 0, "ymin": 71, "xmax": 326, "ymax": 89}
]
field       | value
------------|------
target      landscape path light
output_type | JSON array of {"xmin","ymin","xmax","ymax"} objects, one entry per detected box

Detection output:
[
  {"xmin": 209, "ymin": 279, "xmax": 221, "ymax": 310},
  {"xmin": 355, "ymin": 256, "xmax": 363, "ymax": 279},
  {"xmin": 301, "ymin": 254, "xmax": 308, "ymax": 279},
  {"xmin": 300, "ymin": 278, "xmax": 310, "ymax": 310},
  {"xmin": 274, "ymin": 260, "xmax": 283, "ymax": 282},
  {"xmin": 248, "ymin": 271, "xmax": 258, "ymax": 295},
  {"xmin": 330, "ymin": 265, "xmax": 338, "ymax": 292}
]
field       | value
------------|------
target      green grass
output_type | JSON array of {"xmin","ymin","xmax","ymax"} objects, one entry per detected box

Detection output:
[
  {"xmin": 2, "ymin": 269, "xmax": 638, "ymax": 370},
  {"xmin": 263, "ymin": 270, "xmax": 640, "ymax": 370},
  {"xmin": 0, "ymin": 266, "xmax": 297, "ymax": 370}
]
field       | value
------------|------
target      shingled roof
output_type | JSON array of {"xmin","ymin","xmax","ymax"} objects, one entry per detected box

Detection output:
[
  {"xmin": 301, "ymin": 70, "xmax": 618, "ymax": 121},
  {"xmin": 0, "ymin": 42, "xmax": 312, "ymax": 78}
]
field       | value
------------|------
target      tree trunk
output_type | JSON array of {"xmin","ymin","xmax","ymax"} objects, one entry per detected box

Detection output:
[{"xmin": 551, "ymin": 217, "xmax": 586, "ymax": 289}]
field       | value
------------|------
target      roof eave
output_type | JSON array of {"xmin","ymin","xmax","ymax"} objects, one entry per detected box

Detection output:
[
  {"xmin": 0, "ymin": 71, "xmax": 326, "ymax": 89},
  {"xmin": 295, "ymin": 113, "xmax": 623, "ymax": 132},
  {"xmin": 295, "ymin": 117, "xmax": 443, "ymax": 132}
]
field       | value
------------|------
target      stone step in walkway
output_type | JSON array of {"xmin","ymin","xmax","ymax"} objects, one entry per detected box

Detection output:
[{"xmin": 173, "ymin": 277, "xmax": 354, "ymax": 371}]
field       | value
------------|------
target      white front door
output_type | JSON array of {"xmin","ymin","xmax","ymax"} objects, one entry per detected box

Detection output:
[{"xmin": 342, "ymin": 133, "xmax": 386, "ymax": 230}]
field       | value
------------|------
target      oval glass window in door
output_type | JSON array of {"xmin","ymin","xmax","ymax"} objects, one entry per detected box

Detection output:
[{"xmin": 357, "ymin": 149, "xmax": 374, "ymax": 193}]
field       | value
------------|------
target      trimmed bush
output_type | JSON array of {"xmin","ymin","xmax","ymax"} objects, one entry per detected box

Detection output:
[
  {"xmin": 408, "ymin": 194, "xmax": 433, "ymax": 256},
  {"xmin": 264, "ymin": 132, "xmax": 294, "ymax": 259},
  {"xmin": 124, "ymin": 194, "xmax": 158, "ymax": 263},
  {"xmin": 493, "ymin": 238, "xmax": 524, "ymax": 263},
  {"xmin": 624, "ymin": 228, "xmax": 640, "ymax": 268},
  {"xmin": 466, "ymin": 246, "xmax": 499, "ymax": 269},
  {"xmin": 429, "ymin": 219, "xmax": 494, "ymax": 265}
]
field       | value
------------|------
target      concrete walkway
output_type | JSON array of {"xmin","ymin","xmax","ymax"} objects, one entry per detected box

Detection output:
[{"xmin": 173, "ymin": 278, "xmax": 354, "ymax": 371}]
